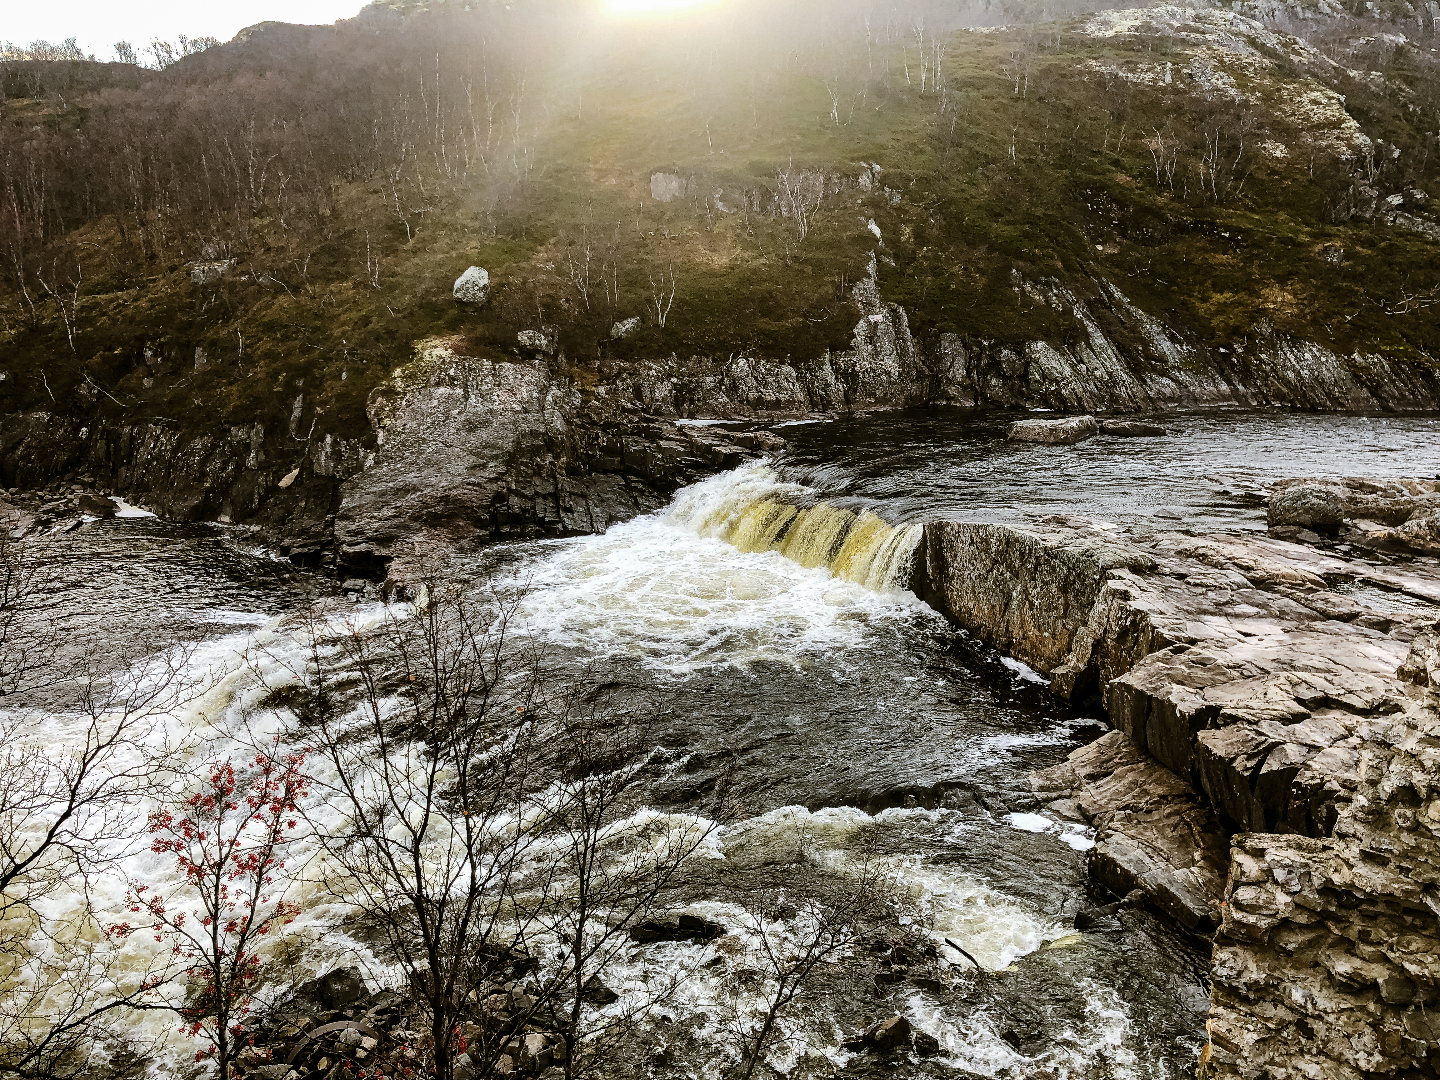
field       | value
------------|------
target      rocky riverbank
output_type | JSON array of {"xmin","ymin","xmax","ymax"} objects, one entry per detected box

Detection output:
[
  {"xmin": 0, "ymin": 341, "xmax": 783, "ymax": 575},
  {"xmin": 912, "ymin": 481, "xmax": 1440, "ymax": 1078},
  {"xmin": 6, "ymin": 255, "xmax": 1440, "ymax": 574}
]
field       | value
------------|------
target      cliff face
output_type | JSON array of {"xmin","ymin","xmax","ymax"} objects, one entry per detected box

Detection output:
[
  {"xmin": 330, "ymin": 340, "xmax": 777, "ymax": 576},
  {"xmin": 0, "ymin": 340, "xmax": 777, "ymax": 573},
  {"xmin": 912, "ymin": 514, "xmax": 1440, "ymax": 1078},
  {"xmin": 613, "ymin": 270, "xmax": 1440, "ymax": 421}
]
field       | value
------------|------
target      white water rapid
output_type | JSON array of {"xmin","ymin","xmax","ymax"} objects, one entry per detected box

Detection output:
[{"xmin": 11, "ymin": 462, "xmax": 1190, "ymax": 1079}]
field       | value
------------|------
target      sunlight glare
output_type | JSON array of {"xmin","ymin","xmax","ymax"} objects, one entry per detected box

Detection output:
[{"xmin": 602, "ymin": 0, "xmax": 718, "ymax": 16}]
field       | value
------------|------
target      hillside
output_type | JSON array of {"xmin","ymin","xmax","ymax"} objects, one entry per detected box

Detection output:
[{"xmin": 4, "ymin": 0, "xmax": 1440, "ymax": 446}]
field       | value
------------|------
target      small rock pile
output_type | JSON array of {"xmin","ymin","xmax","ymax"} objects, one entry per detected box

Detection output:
[
  {"xmin": 241, "ymin": 954, "xmax": 575, "ymax": 1080},
  {"xmin": 1268, "ymin": 477, "xmax": 1440, "ymax": 553},
  {"xmin": 1, "ymin": 477, "xmax": 121, "ymax": 538}
]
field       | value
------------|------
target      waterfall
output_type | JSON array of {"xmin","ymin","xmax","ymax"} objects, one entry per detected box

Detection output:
[{"xmin": 668, "ymin": 465, "xmax": 921, "ymax": 592}]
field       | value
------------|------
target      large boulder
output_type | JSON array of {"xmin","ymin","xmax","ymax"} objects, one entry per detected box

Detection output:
[
  {"xmin": 453, "ymin": 265, "xmax": 491, "ymax": 305},
  {"xmin": 650, "ymin": 172, "xmax": 686, "ymax": 202},
  {"xmin": 1006, "ymin": 415, "xmax": 1099, "ymax": 445},
  {"xmin": 335, "ymin": 340, "xmax": 569, "ymax": 570},
  {"xmin": 1397, "ymin": 507, "xmax": 1440, "ymax": 553},
  {"xmin": 1266, "ymin": 482, "xmax": 1346, "ymax": 530}
]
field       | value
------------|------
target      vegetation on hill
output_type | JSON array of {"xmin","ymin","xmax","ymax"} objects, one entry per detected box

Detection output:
[{"xmin": 3, "ymin": 0, "xmax": 1440, "ymax": 444}]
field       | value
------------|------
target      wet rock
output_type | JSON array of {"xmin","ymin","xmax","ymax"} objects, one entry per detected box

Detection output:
[
  {"xmin": 1005, "ymin": 415, "xmax": 1099, "ymax": 445},
  {"xmin": 912, "ymin": 1029, "xmax": 941, "ymax": 1057},
  {"xmin": 627, "ymin": 914, "xmax": 725, "ymax": 943},
  {"xmin": 911, "ymin": 519, "xmax": 1156, "ymax": 682},
  {"xmin": 74, "ymin": 492, "xmax": 116, "ymax": 517},
  {"xmin": 1099, "ymin": 420, "xmax": 1166, "ymax": 436},
  {"xmin": 579, "ymin": 974, "xmax": 619, "ymax": 1005},
  {"xmin": 1033, "ymin": 732, "xmax": 1226, "ymax": 931},
  {"xmin": 453, "ymin": 265, "xmax": 490, "ymax": 305},
  {"xmin": 863, "ymin": 1015, "xmax": 913, "ymax": 1052},
  {"xmin": 1073, "ymin": 889, "xmax": 1145, "ymax": 929},
  {"xmin": 321, "ymin": 968, "xmax": 368, "ymax": 1008}
]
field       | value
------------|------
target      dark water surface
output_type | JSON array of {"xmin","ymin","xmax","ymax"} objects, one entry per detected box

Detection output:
[{"xmin": 771, "ymin": 407, "xmax": 1440, "ymax": 529}]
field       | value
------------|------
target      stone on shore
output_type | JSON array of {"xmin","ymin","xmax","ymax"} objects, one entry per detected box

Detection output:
[
  {"xmin": 1267, "ymin": 476, "xmax": 1440, "ymax": 534},
  {"xmin": 74, "ymin": 492, "xmax": 116, "ymax": 518},
  {"xmin": 1099, "ymin": 420, "xmax": 1166, "ymax": 436},
  {"xmin": 1266, "ymin": 481, "xmax": 1347, "ymax": 530},
  {"xmin": 453, "ymin": 265, "xmax": 491, "ymax": 305},
  {"xmin": 1006, "ymin": 415, "xmax": 1099, "ymax": 444}
]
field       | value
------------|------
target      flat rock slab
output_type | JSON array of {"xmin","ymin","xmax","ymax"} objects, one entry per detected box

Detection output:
[
  {"xmin": 1032, "ymin": 730, "xmax": 1227, "ymax": 932},
  {"xmin": 1006, "ymin": 415, "xmax": 1099, "ymax": 444}
]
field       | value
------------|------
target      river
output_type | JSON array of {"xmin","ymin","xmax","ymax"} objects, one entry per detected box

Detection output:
[{"xmin": 16, "ymin": 407, "xmax": 1440, "ymax": 1079}]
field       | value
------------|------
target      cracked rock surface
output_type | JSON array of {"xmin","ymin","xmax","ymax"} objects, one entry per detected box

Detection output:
[{"xmin": 912, "ymin": 495, "xmax": 1440, "ymax": 1079}]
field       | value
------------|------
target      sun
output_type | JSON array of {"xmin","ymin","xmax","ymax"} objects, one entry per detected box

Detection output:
[{"xmin": 602, "ymin": 0, "xmax": 718, "ymax": 16}]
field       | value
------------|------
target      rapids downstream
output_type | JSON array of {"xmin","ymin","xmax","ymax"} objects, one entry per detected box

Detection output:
[{"xmin": 19, "ymin": 407, "xmax": 1440, "ymax": 1079}]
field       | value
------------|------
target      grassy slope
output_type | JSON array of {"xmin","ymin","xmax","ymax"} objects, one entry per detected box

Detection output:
[{"xmin": 2, "ymin": 6, "xmax": 1439, "ymax": 448}]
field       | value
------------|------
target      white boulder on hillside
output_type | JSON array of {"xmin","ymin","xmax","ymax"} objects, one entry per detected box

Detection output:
[{"xmin": 453, "ymin": 266, "xmax": 490, "ymax": 305}]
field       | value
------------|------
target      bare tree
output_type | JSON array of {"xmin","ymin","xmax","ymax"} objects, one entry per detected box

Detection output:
[
  {"xmin": 566, "ymin": 226, "xmax": 594, "ymax": 311},
  {"xmin": 257, "ymin": 577, "xmax": 732, "ymax": 1080},
  {"xmin": 34, "ymin": 262, "xmax": 81, "ymax": 355},
  {"xmin": 728, "ymin": 840, "xmax": 903, "ymax": 1080},
  {"xmin": 648, "ymin": 263, "xmax": 676, "ymax": 329},
  {"xmin": 0, "ymin": 536, "xmax": 198, "ymax": 1078},
  {"xmin": 260, "ymin": 584, "xmax": 553, "ymax": 1080},
  {"xmin": 773, "ymin": 165, "xmax": 826, "ymax": 242}
]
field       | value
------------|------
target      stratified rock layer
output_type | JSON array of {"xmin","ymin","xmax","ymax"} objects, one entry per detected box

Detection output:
[
  {"xmin": 334, "ymin": 341, "xmax": 778, "ymax": 573},
  {"xmin": 913, "ymin": 512, "xmax": 1440, "ymax": 1079}
]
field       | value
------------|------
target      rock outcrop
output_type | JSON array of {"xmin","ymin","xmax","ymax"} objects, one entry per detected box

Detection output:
[
  {"xmin": 1031, "ymin": 729, "xmax": 1228, "ymax": 931},
  {"xmin": 0, "ymin": 339, "xmax": 782, "ymax": 574},
  {"xmin": 605, "ymin": 266, "xmax": 1440, "ymax": 423},
  {"xmin": 1268, "ymin": 477, "xmax": 1440, "ymax": 534},
  {"xmin": 334, "ymin": 340, "xmax": 777, "ymax": 575},
  {"xmin": 6, "ymin": 247, "xmax": 1440, "ymax": 573},
  {"xmin": 912, "ymin": 505, "xmax": 1440, "ymax": 1080}
]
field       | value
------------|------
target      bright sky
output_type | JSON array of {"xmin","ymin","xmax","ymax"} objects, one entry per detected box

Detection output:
[
  {"xmin": 7, "ymin": 0, "xmax": 721, "ymax": 59},
  {"xmin": 3, "ymin": 0, "xmax": 369, "ymax": 60}
]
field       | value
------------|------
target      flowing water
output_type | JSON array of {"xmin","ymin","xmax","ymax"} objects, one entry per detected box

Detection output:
[{"xmin": 16, "ymin": 408, "xmax": 1440, "ymax": 1079}]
